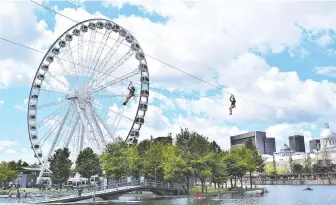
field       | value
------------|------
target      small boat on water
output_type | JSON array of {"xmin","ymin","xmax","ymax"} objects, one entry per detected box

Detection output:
[
  {"xmin": 194, "ymin": 193, "xmax": 206, "ymax": 199},
  {"xmin": 303, "ymin": 187, "xmax": 313, "ymax": 191}
]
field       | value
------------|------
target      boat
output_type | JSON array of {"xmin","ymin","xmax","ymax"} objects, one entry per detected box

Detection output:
[{"xmin": 303, "ymin": 187, "xmax": 313, "ymax": 191}]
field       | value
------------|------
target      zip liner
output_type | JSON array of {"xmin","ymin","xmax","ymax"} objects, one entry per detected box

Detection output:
[
  {"xmin": 123, "ymin": 81, "xmax": 136, "ymax": 106},
  {"xmin": 229, "ymin": 94, "xmax": 236, "ymax": 115}
]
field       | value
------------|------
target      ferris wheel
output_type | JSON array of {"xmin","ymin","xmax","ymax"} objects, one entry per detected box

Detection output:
[{"xmin": 27, "ymin": 18, "xmax": 149, "ymax": 183}]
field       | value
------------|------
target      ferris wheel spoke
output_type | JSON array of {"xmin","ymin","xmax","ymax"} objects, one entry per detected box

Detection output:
[
  {"xmin": 93, "ymin": 110, "xmax": 116, "ymax": 141},
  {"xmin": 83, "ymin": 106, "xmax": 102, "ymax": 150},
  {"xmin": 46, "ymin": 71, "xmax": 70, "ymax": 91},
  {"xmin": 88, "ymin": 29, "xmax": 112, "ymax": 80},
  {"xmin": 54, "ymin": 55, "xmax": 71, "ymax": 76},
  {"xmin": 111, "ymin": 107, "xmax": 125, "ymax": 135},
  {"xmin": 90, "ymin": 69, "xmax": 140, "ymax": 94},
  {"xmin": 66, "ymin": 41, "xmax": 79, "ymax": 80},
  {"xmin": 65, "ymin": 115, "xmax": 80, "ymax": 148},
  {"xmin": 74, "ymin": 99, "xmax": 98, "ymax": 149},
  {"xmin": 87, "ymin": 103, "xmax": 105, "ymax": 143},
  {"xmin": 38, "ymin": 113, "xmax": 64, "ymax": 146},
  {"xmin": 78, "ymin": 33, "xmax": 84, "ymax": 76},
  {"xmin": 93, "ymin": 94, "xmax": 139, "ymax": 99},
  {"xmin": 37, "ymin": 104, "xmax": 72, "ymax": 182},
  {"xmin": 40, "ymin": 88, "xmax": 68, "ymax": 95},
  {"xmin": 85, "ymin": 29, "xmax": 98, "ymax": 76},
  {"xmin": 94, "ymin": 35, "xmax": 124, "ymax": 79},
  {"xmin": 87, "ymin": 48, "xmax": 136, "ymax": 91},
  {"xmin": 36, "ymin": 104, "xmax": 68, "ymax": 129},
  {"xmin": 36, "ymin": 100, "xmax": 66, "ymax": 110},
  {"xmin": 79, "ymin": 123, "xmax": 85, "ymax": 152},
  {"xmin": 93, "ymin": 102, "xmax": 133, "ymax": 122}
]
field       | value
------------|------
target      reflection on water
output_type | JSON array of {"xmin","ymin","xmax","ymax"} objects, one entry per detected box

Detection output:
[{"xmin": 2, "ymin": 185, "xmax": 336, "ymax": 204}]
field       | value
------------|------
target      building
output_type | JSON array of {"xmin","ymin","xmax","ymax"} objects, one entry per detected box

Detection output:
[
  {"xmin": 289, "ymin": 135, "xmax": 305, "ymax": 152},
  {"xmin": 16, "ymin": 167, "xmax": 51, "ymax": 188},
  {"xmin": 264, "ymin": 138, "xmax": 276, "ymax": 155},
  {"xmin": 230, "ymin": 131, "xmax": 276, "ymax": 154},
  {"xmin": 309, "ymin": 123, "xmax": 336, "ymax": 165},
  {"xmin": 263, "ymin": 144, "xmax": 307, "ymax": 174},
  {"xmin": 309, "ymin": 139, "xmax": 321, "ymax": 153}
]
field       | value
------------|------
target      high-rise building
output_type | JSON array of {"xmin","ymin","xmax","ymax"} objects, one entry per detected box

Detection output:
[
  {"xmin": 264, "ymin": 138, "xmax": 276, "ymax": 155},
  {"xmin": 288, "ymin": 135, "xmax": 305, "ymax": 152},
  {"xmin": 309, "ymin": 139, "xmax": 321, "ymax": 153},
  {"xmin": 230, "ymin": 131, "xmax": 276, "ymax": 154}
]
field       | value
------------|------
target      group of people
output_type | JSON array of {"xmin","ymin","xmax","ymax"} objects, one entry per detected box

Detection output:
[
  {"xmin": 8, "ymin": 189, "xmax": 28, "ymax": 202},
  {"xmin": 122, "ymin": 82, "xmax": 237, "ymax": 116}
]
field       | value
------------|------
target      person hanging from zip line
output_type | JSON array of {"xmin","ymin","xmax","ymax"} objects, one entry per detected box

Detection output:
[
  {"xmin": 123, "ymin": 82, "xmax": 135, "ymax": 106},
  {"xmin": 229, "ymin": 94, "xmax": 236, "ymax": 115}
]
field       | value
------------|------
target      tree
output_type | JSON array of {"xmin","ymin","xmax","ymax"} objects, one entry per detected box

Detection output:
[
  {"xmin": 244, "ymin": 139, "xmax": 264, "ymax": 188},
  {"xmin": 0, "ymin": 162, "xmax": 17, "ymax": 185},
  {"xmin": 175, "ymin": 128, "xmax": 211, "ymax": 192},
  {"xmin": 144, "ymin": 142, "xmax": 165, "ymax": 181},
  {"xmin": 76, "ymin": 147, "xmax": 102, "ymax": 181},
  {"xmin": 49, "ymin": 148, "xmax": 73, "ymax": 189},
  {"xmin": 223, "ymin": 151, "xmax": 240, "ymax": 188},
  {"xmin": 101, "ymin": 138, "xmax": 129, "ymax": 180},
  {"xmin": 126, "ymin": 145, "xmax": 144, "ymax": 179},
  {"xmin": 162, "ymin": 145, "xmax": 192, "ymax": 184},
  {"xmin": 292, "ymin": 163, "xmax": 303, "ymax": 175}
]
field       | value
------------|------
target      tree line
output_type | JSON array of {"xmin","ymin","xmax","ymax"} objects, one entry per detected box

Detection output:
[
  {"xmin": 50, "ymin": 128, "xmax": 264, "ymax": 192},
  {"xmin": 0, "ymin": 160, "xmax": 36, "ymax": 186}
]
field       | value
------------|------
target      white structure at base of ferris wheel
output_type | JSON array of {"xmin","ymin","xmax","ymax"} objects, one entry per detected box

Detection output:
[{"xmin": 27, "ymin": 18, "xmax": 149, "ymax": 184}]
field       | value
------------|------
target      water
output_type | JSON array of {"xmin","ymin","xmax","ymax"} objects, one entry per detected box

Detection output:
[
  {"xmin": 2, "ymin": 185, "xmax": 336, "ymax": 204},
  {"xmin": 119, "ymin": 185, "xmax": 336, "ymax": 205}
]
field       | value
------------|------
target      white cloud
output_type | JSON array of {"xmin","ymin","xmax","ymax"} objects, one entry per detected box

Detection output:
[
  {"xmin": 14, "ymin": 98, "xmax": 29, "ymax": 112},
  {"xmin": 316, "ymin": 35, "xmax": 332, "ymax": 47},
  {"xmin": 0, "ymin": 140, "xmax": 17, "ymax": 150},
  {"xmin": 5, "ymin": 149, "xmax": 17, "ymax": 154},
  {"xmin": 0, "ymin": 100, "xmax": 4, "ymax": 106},
  {"xmin": 314, "ymin": 66, "xmax": 336, "ymax": 78}
]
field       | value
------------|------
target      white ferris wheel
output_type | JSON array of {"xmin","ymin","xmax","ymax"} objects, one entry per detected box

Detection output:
[{"xmin": 27, "ymin": 18, "xmax": 149, "ymax": 183}]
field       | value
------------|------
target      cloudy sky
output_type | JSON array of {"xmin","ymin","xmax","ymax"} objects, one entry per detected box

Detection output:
[{"xmin": 0, "ymin": 0, "xmax": 336, "ymax": 163}]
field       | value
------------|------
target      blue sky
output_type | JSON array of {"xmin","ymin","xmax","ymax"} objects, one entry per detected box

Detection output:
[{"xmin": 0, "ymin": 1, "xmax": 336, "ymax": 162}]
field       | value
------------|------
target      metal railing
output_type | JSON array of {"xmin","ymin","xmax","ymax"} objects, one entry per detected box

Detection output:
[{"xmin": 33, "ymin": 179, "xmax": 184, "ymax": 203}]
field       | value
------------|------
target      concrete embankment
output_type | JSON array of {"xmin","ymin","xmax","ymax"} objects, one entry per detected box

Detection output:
[{"xmin": 255, "ymin": 179, "xmax": 336, "ymax": 185}]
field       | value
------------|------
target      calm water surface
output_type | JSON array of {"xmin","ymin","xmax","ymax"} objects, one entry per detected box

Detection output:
[
  {"xmin": 119, "ymin": 185, "xmax": 336, "ymax": 205},
  {"xmin": 1, "ymin": 185, "xmax": 336, "ymax": 205}
]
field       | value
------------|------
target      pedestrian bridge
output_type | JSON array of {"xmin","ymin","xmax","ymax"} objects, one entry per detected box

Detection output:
[{"xmin": 37, "ymin": 180, "xmax": 185, "ymax": 203}]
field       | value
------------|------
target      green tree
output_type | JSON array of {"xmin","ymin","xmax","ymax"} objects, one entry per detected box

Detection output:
[
  {"xmin": 223, "ymin": 151, "xmax": 241, "ymax": 188},
  {"xmin": 265, "ymin": 163, "xmax": 276, "ymax": 175},
  {"xmin": 144, "ymin": 142, "xmax": 164, "ymax": 181},
  {"xmin": 231, "ymin": 146, "xmax": 249, "ymax": 188},
  {"xmin": 292, "ymin": 163, "xmax": 303, "ymax": 175},
  {"xmin": 49, "ymin": 148, "xmax": 73, "ymax": 189},
  {"xmin": 162, "ymin": 145, "xmax": 192, "ymax": 184},
  {"xmin": 76, "ymin": 147, "xmax": 102, "ymax": 181},
  {"xmin": 244, "ymin": 139, "xmax": 264, "ymax": 188},
  {"xmin": 0, "ymin": 162, "xmax": 17, "ymax": 185},
  {"xmin": 175, "ymin": 128, "xmax": 211, "ymax": 192},
  {"xmin": 101, "ymin": 138, "xmax": 129, "ymax": 180},
  {"xmin": 126, "ymin": 145, "xmax": 143, "ymax": 179}
]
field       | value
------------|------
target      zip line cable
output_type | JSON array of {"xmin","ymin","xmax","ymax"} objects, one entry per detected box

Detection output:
[
  {"xmin": 0, "ymin": 37, "xmax": 226, "ymax": 109},
  {"xmin": 29, "ymin": 0, "xmax": 300, "ymax": 118}
]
